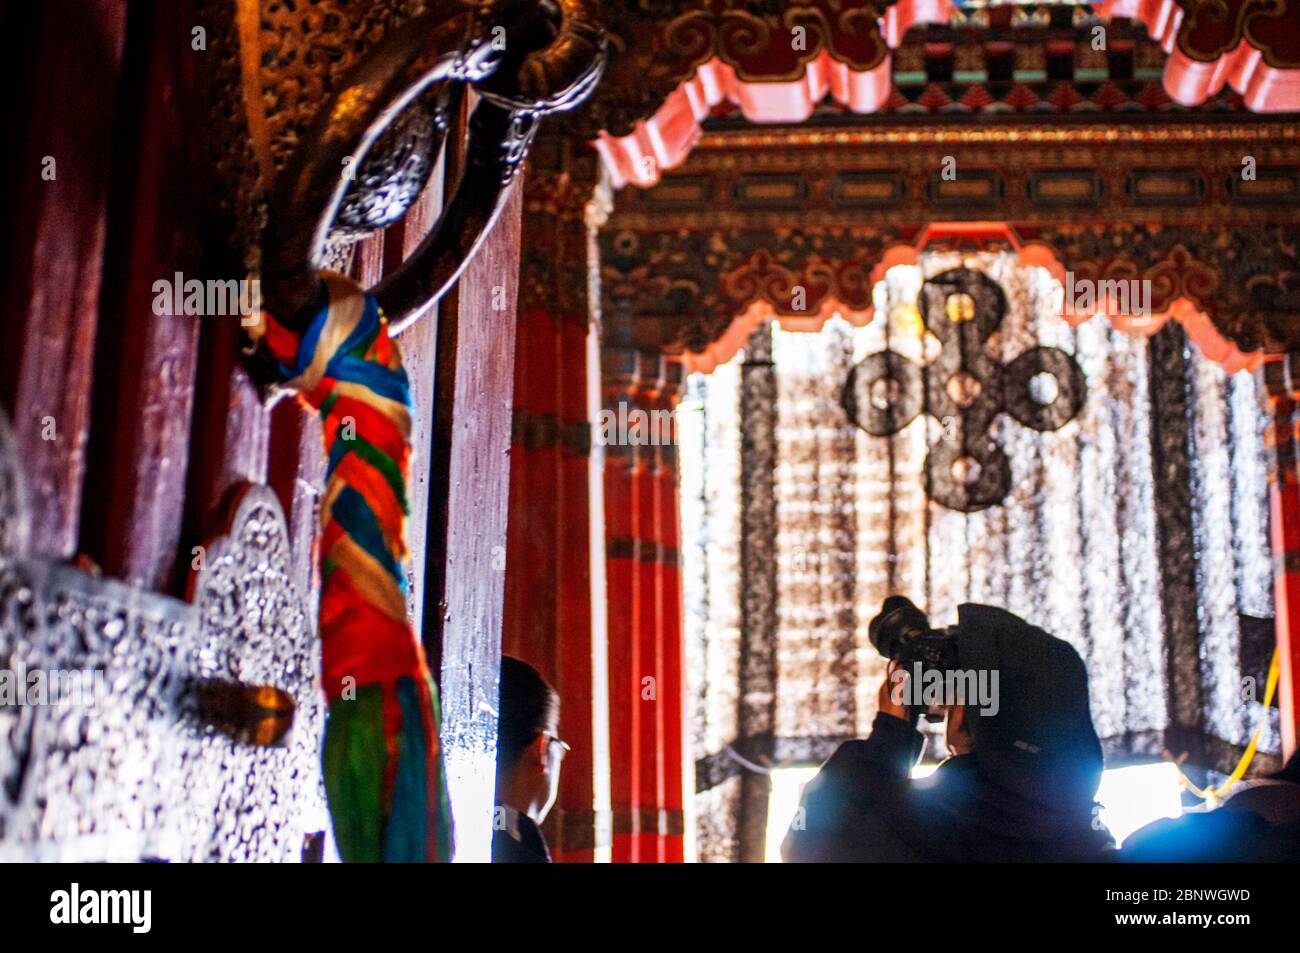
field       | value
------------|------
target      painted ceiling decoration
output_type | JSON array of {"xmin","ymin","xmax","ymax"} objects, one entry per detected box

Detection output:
[
  {"xmin": 600, "ymin": 119, "xmax": 1300, "ymax": 367},
  {"xmin": 563, "ymin": 0, "xmax": 1300, "ymax": 188},
  {"xmin": 843, "ymin": 267, "xmax": 1087, "ymax": 511}
]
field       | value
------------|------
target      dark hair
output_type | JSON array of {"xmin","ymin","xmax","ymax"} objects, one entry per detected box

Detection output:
[{"xmin": 497, "ymin": 656, "xmax": 560, "ymax": 773}]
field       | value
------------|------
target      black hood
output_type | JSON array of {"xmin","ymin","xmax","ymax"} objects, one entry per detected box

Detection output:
[{"xmin": 955, "ymin": 603, "xmax": 1105, "ymax": 810}]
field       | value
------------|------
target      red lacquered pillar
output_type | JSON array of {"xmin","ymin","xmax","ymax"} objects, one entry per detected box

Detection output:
[
  {"xmin": 549, "ymin": 312, "xmax": 598, "ymax": 862},
  {"xmin": 502, "ymin": 304, "xmax": 538, "ymax": 661},
  {"xmin": 602, "ymin": 346, "xmax": 642, "ymax": 861},
  {"xmin": 601, "ymin": 351, "xmax": 689, "ymax": 862},
  {"xmin": 634, "ymin": 353, "xmax": 665, "ymax": 863},
  {"xmin": 1261, "ymin": 353, "xmax": 1300, "ymax": 759},
  {"xmin": 655, "ymin": 362, "xmax": 687, "ymax": 862},
  {"xmin": 512, "ymin": 304, "xmax": 561, "ymax": 667},
  {"xmin": 501, "ymin": 138, "xmax": 608, "ymax": 860}
]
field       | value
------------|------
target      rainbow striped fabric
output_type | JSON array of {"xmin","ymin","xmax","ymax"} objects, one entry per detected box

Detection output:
[{"xmin": 252, "ymin": 272, "xmax": 451, "ymax": 862}]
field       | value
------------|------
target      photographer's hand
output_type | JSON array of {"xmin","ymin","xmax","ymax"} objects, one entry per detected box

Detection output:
[{"xmin": 878, "ymin": 661, "xmax": 911, "ymax": 723}]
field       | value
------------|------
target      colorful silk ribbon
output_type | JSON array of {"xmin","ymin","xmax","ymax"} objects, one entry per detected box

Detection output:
[{"xmin": 250, "ymin": 271, "xmax": 451, "ymax": 862}]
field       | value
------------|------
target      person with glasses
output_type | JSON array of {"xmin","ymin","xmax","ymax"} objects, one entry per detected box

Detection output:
[{"xmin": 492, "ymin": 656, "xmax": 569, "ymax": 863}]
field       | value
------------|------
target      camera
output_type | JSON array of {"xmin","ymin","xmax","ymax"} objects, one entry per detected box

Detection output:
[{"xmin": 868, "ymin": 596, "xmax": 961, "ymax": 723}]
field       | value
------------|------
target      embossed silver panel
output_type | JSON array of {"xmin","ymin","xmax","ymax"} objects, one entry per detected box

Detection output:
[{"xmin": 0, "ymin": 411, "xmax": 327, "ymax": 862}]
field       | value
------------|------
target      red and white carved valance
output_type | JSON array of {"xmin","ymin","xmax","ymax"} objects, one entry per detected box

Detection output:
[{"xmin": 596, "ymin": 0, "xmax": 1300, "ymax": 189}]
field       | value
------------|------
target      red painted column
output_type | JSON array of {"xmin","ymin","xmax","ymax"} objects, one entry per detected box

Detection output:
[
  {"xmin": 501, "ymin": 139, "xmax": 607, "ymax": 861},
  {"xmin": 599, "ymin": 350, "xmax": 690, "ymax": 862},
  {"xmin": 502, "ymin": 141, "xmax": 696, "ymax": 865},
  {"xmin": 551, "ymin": 314, "xmax": 598, "ymax": 862},
  {"xmin": 501, "ymin": 305, "xmax": 535, "ymax": 661},
  {"xmin": 633, "ymin": 354, "xmax": 663, "ymax": 863},
  {"xmin": 505, "ymin": 303, "xmax": 560, "ymax": 668},
  {"xmin": 1261, "ymin": 354, "xmax": 1300, "ymax": 759},
  {"xmin": 602, "ymin": 348, "xmax": 642, "ymax": 862},
  {"xmin": 655, "ymin": 364, "xmax": 687, "ymax": 862}
]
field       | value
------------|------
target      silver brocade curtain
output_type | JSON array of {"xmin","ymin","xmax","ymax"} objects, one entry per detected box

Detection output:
[{"xmin": 678, "ymin": 251, "xmax": 1281, "ymax": 863}]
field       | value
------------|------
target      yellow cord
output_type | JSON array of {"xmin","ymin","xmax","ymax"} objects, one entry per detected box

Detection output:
[{"xmin": 1167, "ymin": 648, "xmax": 1280, "ymax": 806}]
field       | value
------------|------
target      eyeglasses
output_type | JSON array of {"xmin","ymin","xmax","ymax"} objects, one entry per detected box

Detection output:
[{"xmin": 546, "ymin": 734, "xmax": 571, "ymax": 759}]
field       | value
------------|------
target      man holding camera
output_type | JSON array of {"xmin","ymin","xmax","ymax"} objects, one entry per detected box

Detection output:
[{"xmin": 782, "ymin": 596, "xmax": 1115, "ymax": 863}]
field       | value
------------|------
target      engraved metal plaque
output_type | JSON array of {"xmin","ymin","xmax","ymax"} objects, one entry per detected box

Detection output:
[{"xmin": 0, "ymin": 411, "xmax": 328, "ymax": 862}]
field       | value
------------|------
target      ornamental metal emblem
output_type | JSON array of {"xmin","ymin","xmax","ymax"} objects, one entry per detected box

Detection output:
[{"xmin": 843, "ymin": 267, "xmax": 1087, "ymax": 512}]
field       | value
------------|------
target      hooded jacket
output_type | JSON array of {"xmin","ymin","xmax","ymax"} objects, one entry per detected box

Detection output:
[{"xmin": 782, "ymin": 602, "xmax": 1115, "ymax": 863}]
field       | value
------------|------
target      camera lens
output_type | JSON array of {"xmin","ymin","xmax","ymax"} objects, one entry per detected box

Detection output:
[{"xmin": 869, "ymin": 596, "xmax": 930, "ymax": 660}]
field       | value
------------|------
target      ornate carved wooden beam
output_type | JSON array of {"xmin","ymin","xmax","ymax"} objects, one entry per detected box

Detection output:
[
  {"xmin": 560, "ymin": 1, "xmax": 1300, "ymax": 187},
  {"xmin": 601, "ymin": 118, "xmax": 1300, "ymax": 364},
  {"xmin": 1104, "ymin": 0, "xmax": 1300, "ymax": 111}
]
